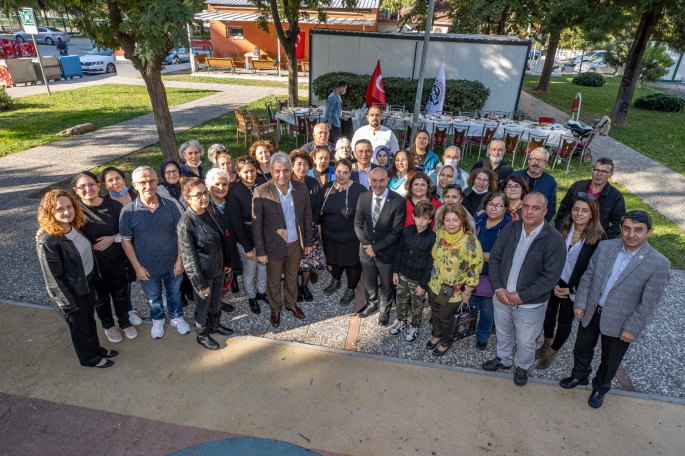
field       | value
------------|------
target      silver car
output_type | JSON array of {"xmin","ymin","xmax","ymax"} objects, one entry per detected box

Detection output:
[
  {"xmin": 13, "ymin": 27, "xmax": 70, "ymax": 45},
  {"xmin": 574, "ymin": 58, "xmax": 615, "ymax": 75}
]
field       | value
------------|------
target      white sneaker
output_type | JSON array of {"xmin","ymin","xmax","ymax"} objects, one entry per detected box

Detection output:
[
  {"xmin": 151, "ymin": 319, "xmax": 165, "ymax": 339},
  {"xmin": 123, "ymin": 326, "xmax": 138, "ymax": 339},
  {"xmin": 128, "ymin": 310, "xmax": 143, "ymax": 326},
  {"xmin": 405, "ymin": 324, "xmax": 420, "ymax": 342},
  {"xmin": 170, "ymin": 317, "xmax": 190, "ymax": 335},
  {"xmin": 105, "ymin": 326, "xmax": 122, "ymax": 343},
  {"xmin": 389, "ymin": 319, "xmax": 408, "ymax": 336}
]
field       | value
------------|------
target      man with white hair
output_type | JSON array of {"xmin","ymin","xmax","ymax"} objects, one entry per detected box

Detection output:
[
  {"xmin": 119, "ymin": 166, "xmax": 190, "ymax": 339},
  {"xmin": 301, "ymin": 123, "xmax": 335, "ymax": 154},
  {"xmin": 513, "ymin": 147, "xmax": 558, "ymax": 222}
]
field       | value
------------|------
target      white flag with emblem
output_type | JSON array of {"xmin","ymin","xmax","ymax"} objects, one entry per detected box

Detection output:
[{"xmin": 425, "ymin": 62, "xmax": 446, "ymax": 114}]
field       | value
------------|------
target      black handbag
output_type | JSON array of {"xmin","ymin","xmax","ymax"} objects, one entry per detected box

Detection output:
[{"xmin": 435, "ymin": 283, "xmax": 454, "ymax": 306}]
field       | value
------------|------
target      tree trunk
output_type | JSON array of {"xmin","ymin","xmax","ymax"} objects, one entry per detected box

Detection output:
[
  {"xmin": 283, "ymin": 38, "xmax": 298, "ymax": 102},
  {"xmin": 535, "ymin": 32, "xmax": 560, "ymax": 92},
  {"xmin": 498, "ymin": 9, "xmax": 507, "ymax": 35},
  {"xmin": 610, "ymin": 8, "xmax": 663, "ymax": 125},
  {"xmin": 140, "ymin": 65, "xmax": 178, "ymax": 163}
]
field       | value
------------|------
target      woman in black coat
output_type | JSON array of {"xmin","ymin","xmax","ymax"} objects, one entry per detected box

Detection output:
[
  {"xmin": 316, "ymin": 159, "xmax": 367, "ymax": 306},
  {"xmin": 36, "ymin": 190, "xmax": 116, "ymax": 368},
  {"xmin": 461, "ymin": 168, "xmax": 498, "ymax": 217},
  {"xmin": 536, "ymin": 195, "xmax": 607, "ymax": 368},
  {"xmin": 177, "ymin": 178, "xmax": 233, "ymax": 350}
]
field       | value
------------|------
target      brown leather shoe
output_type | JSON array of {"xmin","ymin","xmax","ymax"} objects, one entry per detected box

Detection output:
[
  {"xmin": 270, "ymin": 311, "xmax": 281, "ymax": 327},
  {"xmin": 289, "ymin": 305, "xmax": 305, "ymax": 319}
]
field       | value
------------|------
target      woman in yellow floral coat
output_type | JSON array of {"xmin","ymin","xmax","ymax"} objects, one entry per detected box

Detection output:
[{"xmin": 427, "ymin": 203, "xmax": 484, "ymax": 356}]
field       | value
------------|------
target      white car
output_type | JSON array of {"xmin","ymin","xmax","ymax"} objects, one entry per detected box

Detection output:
[
  {"xmin": 571, "ymin": 50, "xmax": 607, "ymax": 65},
  {"xmin": 574, "ymin": 58, "xmax": 615, "ymax": 75},
  {"xmin": 79, "ymin": 48, "xmax": 117, "ymax": 74},
  {"xmin": 13, "ymin": 27, "xmax": 70, "ymax": 45}
]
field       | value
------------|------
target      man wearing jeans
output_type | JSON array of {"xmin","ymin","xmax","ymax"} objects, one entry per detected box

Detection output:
[
  {"xmin": 483, "ymin": 192, "xmax": 566, "ymax": 385},
  {"xmin": 120, "ymin": 166, "xmax": 190, "ymax": 339}
]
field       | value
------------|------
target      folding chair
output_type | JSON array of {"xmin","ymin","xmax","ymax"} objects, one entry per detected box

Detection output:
[
  {"xmin": 503, "ymin": 128, "xmax": 523, "ymax": 166},
  {"xmin": 432, "ymin": 123, "xmax": 451, "ymax": 152},
  {"xmin": 521, "ymin": 133, "xmax": 548, "ymax": 168},
  {"xmin": 249, "ymin": 112, "xmax": 278, "ymax": 149},
  {"xmin": 551, "ymin": 138, "xmax": 579, "ymax": 175},
  {"xmin": 472, "ymin": 124, "xmax": 498, "ymax": 161},
  {"xmin": 494, "ymin": 110, "xmax": 512, "ymax": 119},
  {"xmin": 452, "ymin": 122, "xmax": 472, "ymax": 157},
  {"xmin": 289, "ymin": 113, "xmax": 307, "ymax": 147}
]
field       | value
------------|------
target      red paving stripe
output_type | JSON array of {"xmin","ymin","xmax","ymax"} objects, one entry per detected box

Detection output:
[
  {"xmin": 616, "ymin": 365, "xmax": 637, "ymax": 392},
  {"xmin": 344, "ymin": 278, "xmax": 367, "ymax": 351},
  {"xmin": 131, "ymin": 281, "xmax": 142, "ymax": 297}
]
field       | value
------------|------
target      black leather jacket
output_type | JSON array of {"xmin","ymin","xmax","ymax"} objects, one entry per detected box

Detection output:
[
  {"xmin": 36, "ymin": 234, "xmax": 91, "ymax": 314},
  {"xmin": 178, "ymin": 208, "xmax": 224, "ymax": 294}
]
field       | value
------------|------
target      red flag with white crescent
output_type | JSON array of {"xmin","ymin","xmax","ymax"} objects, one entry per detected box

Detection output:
[{"xmin": 366, "ymin": 59, "xmax": 386, "ymax": 107}]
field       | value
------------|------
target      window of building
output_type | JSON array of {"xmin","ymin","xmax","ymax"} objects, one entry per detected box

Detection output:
[{"xmin": 226, "ymin": 26, "xmax": 244, "ymax": 39}]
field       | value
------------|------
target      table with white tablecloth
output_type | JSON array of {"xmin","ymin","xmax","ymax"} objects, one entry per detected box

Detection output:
[{"xmin": 275, "ymin": 108, "xmax": 361, "ymax": 141}]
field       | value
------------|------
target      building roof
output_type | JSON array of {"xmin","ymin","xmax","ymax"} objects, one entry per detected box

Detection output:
[
  {"xmin": 205, "ymin": 0, "xmax": 380, "ymax": 8},
  {"xmin": 196, "ymin": 10, "xmax": 376, "ymax": 26}
]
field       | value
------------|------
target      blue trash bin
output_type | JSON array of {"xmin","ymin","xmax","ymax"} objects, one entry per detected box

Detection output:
[{"xmin": 59, "ymin": 55, "xmax": 83, "ymax": 79}]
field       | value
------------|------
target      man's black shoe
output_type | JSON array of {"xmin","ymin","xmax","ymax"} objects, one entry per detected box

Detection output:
[
  {"xmin": 559, "ymin": 376, "xmax": 589, "ymax": 389},
  {"xmin": 482, "ymin": 357, "xmax": 509, "ymax": 372},
  {"xmin": 357, "ymin": 304, "xmax": 378, "ymax": 318},
  {"xmin": 588, "ymin": 391, "xmax": 605, "ymax": 409},
  {"xmin": 514, "ymin": 367, "xmax": 528, "ymax": 386}
]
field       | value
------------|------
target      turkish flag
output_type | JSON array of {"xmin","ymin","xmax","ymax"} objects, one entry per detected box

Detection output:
[
  {"xmin": 366, "ymin": 59, "xmax": 386, "ymax": 107},
  {"xmin": 295, "ymin": 31, "xmax": 306, "ymax": 59}
]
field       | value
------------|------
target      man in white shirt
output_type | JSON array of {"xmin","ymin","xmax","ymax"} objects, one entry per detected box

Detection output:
[{"xmin": 351, "ymin": 105, "xmax": 400, "ymax": 157}]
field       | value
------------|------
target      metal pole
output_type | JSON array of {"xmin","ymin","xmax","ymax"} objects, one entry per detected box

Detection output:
[
  {"xmin": 32, "ymin": 34, "xmax": 51, "ymax": 95},
  {"xmin": 410, "ymin": 0, "xmax": 435, "ymax": 145},
  {"xmin": 187, "ymin": 23, "xmax": 195, "ymax": 74},
  {"xmin": 277, "ymin": 38, "xmax": 281, "ymax": 77}
]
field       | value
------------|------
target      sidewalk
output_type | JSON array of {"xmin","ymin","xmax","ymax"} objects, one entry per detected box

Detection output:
[
  {"xmin": 518, "ymin": 90, "xmax": 685, "ymax": 232},
  {"xmin": 0, "ymin": 302, "xmax": 683, "ymax": 456}
]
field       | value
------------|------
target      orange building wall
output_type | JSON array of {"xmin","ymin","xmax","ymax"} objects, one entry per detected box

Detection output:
[{"xmin": 209, "ymin": 20, "xmax": 375, "ymax": 61}]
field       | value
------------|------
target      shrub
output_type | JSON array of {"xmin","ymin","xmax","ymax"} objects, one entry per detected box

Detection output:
[
  {"xmin": 634, "ymin": 93, "xmax": 685, "ymax": 112},
  {"xmin": 312, "ymin": 71, "xmax": 490, "ymax": 113},
  {"xmin": 0, "ymin": 87, "xmax": 14, "ymax": 111},
  {"xmin": 572, "ymin": 72, "xmax": 606, "ymax": 87}
]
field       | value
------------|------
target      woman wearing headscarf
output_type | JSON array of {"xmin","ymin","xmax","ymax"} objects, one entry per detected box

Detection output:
[
  {"xmin": 371, "ymin": 144, "xmax": 391, "ymax": 171},
  {"xmin": 157, "ymin": 160, "xmax": 188, "ymax": 213}
]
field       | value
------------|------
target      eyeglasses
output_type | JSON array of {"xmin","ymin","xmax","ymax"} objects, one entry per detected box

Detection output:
[
  {"xmin": 134, "ymin": 179, "xmax": 157, "ymax": 186},
  {"xmin": 487, "ymin": 203, "xmax": 505, "ymax": 209},
  {"xmin": 505, "ymin": 184, "xmax": 521, "ymax": 190},
  {"xmin": 75, "ymin": 182, "xmax": 97, "ymax": 190},
  {"xmin": 529, "ymin": 158, "xmax": 547, "ymax": 164},
  {"xmin": 592, "ymin": 168, "xmax": 611, "ymax": 175},
  {"xmin": 577, "ymin": 192, "xmax": 597, "ymax": 200},
  {"xmin": 188, "ymin": 190, "xmax": 210, "ymax": 199},
  {"xmin": 164, "ymin": 169, "xmax": 179, "ymax": 176}
]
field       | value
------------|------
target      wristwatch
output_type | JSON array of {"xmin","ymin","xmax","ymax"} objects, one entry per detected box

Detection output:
[{"xmin": 115, "ymin": 235, "xmax": 122, "ymax": 243}]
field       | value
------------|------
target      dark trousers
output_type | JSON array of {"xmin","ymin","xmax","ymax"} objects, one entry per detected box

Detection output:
[
  {"xmin": 570, "ymin": 306, "xmax": 631, "ymax": 394},
  {"xmin": 93, "ymin": 265, "xmax": 131, "ymax": 330},
  {"xmin": 543, "ymin": 280, "xmax": 575, "ymax": 351},
  {"xmin": 330, "ymin": 125, "xmax": 342, "ymax": 144},
  {"xmin": 361, "ymin": 257, "xmax": 394, "ymax": 314},
  {"xmin": 180, "ymin": 271, "xmax": 194, "ymax": 299},
  {"xmin": 62, "ymin": 275, "xmax": 107, "ymax": 367},
  {"xmin": 193, "ymin": 272, "xmax": 225, "ymax": 326},
  {"xmin": 266, "ymin": 241, "xmax": 303, "ymax": 312},
  {"xmin": 329, "ymin": 262, "xmax": 362, "ymax": 289},
  {"xmin": 428, "ymin": 288, "xmax": 460, "ymax": 348}
]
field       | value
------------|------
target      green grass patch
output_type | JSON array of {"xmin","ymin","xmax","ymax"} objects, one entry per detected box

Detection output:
[
  {"xmin": 46, "ymin": 94, "xmax": 685, "ymax": 269},
  {"xmin": 163, "ymin": 74, "xmax": 309, "ymax": 90},
  {"xmin": 523, "ymin": 74, "xmax": 685, "ymax": 176},
  {"xmin": 0, "ymin": 84, "xmax": 215, "ymax": 157}
]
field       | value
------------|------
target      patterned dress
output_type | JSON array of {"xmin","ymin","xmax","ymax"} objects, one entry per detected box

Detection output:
[{"xmin": 428, "ymin": 229, "xmax": 484, "ymax": 304}]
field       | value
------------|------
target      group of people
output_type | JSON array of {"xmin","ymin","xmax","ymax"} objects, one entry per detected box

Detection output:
[{"xmin": 37, "ymin": 99, "xmax": 670, "ymax": 409}]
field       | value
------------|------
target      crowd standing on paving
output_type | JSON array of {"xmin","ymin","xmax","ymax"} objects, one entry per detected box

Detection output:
[{"xmin": 35, "ymin": 92, "xmax": 671, "ymax": 409}]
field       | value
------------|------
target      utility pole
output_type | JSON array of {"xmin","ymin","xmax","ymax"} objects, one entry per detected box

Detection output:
[{"xmin": 410, "ymin": 0, "xmax": 435, "ymax": 145}]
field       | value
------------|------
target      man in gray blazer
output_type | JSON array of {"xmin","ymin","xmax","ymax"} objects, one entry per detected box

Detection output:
[{"xmin": 560, "ymin": 210, "xmax": 670, "ymax": 409}]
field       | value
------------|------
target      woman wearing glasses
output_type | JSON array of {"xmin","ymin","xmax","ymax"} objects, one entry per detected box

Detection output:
[
  {"xmin": 471, "ymin": 191, "xmax": 512, "ymax": 350},
  {"xmin": 228, "ymin": 155, "xmax": 268, "ymax": 314},
  {"xmin": 249, "ymin": 140, "xmax": 274, "ymax": 185},
  {"xmin": 157, "ymin": 161, "xmax": 187, "ymax": 213},
  {"xmin": 499, "ymin": 174, "xmax": 530, "ymax": 221},
  {"xmin": 177, "ymin": 177, "xmax": 234, "ymax": 350},
  {"xmin": 536, "ymin": 195, "xmax": 606, "ymax": 368},
  {"xmin": 36, "ymin": 189, "xmax": 117, "ymax": 367}
]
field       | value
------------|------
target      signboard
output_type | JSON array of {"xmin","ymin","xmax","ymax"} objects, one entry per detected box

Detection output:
[{"xmin": 20, "ymin": 8, "xmax": 39, "ymax": 35}]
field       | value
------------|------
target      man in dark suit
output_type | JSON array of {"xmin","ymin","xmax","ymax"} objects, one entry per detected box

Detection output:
[
  {"xmin": 354, "ymin": 168, "xmax": 407, "ymax": 325},
  {"xmin": 350, "ymin": 139, "xmax": 380, "ymax": 190},
  {"xmin": 252, "ymin": 152, "xmax": 313, "ymax": 328},
  {"xmin": 555, "ymin": 157, "xmax": 625, "ymax": 239},
  {"xmin": 560, "ymin": 210, "xmax": 670, "ymax": 409}
]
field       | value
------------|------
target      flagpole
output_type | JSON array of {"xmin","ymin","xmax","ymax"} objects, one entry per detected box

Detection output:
[{"xmin": 410, "ymin": 0, "xmax": 436, "ymax": 145}]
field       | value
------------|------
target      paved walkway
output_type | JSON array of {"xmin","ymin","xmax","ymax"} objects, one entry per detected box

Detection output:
[
  {"xmin": 519, "ymin": 90, "xmax": 685, "ymax": 232},
  {"xmin": 0, "ymin": 302, "xmax": 683, "ymax": 456}
]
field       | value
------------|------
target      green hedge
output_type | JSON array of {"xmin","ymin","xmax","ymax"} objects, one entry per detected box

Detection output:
[
  {"xmin": 0, "ymin": 87, "xmax": 13, "ymax": 111},
  {"xmin": 572, "ymin": 72, "xmax": 606, "ymax": 87},
  {"xmin": 312, "ymin": 71, "xmax": 490, "ymax": 113},
  {"xmin": 634, "ymin": 93, "xmax": 685, "ymax": 113}
]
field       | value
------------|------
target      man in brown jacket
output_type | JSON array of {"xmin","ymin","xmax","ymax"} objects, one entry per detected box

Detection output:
[{"xmin": 253, "ymin": 152, "xmax": 313, "ymax": 327}]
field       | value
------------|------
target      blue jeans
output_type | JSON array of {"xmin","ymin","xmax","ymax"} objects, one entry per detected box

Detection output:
[
  {"xmin": 140, "ymin": 270, "xmax": 183, "ymax": 321},
  {"xmin": 470, "ymin": 295, "xmax": 494, "ymax": 343}
]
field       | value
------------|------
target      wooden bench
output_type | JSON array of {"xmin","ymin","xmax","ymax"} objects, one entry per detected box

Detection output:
[
  {"xmin": 251, "ymin": 59, "xmax": 279, "ymax": 75},
  {"xmin": 206, "ymin": 57, "xmax": 237, "ymax": 73}
]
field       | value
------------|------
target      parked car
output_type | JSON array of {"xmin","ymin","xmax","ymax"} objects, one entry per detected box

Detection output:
[
  {"xmin": 163, "ymin": 48, "xmax": 198, "ymax": 65},
  {"xmin": 571, "ymin": 50, "xmax": 607, "ymax": 65},
  {"xmin": 574, "ymin": 58, "xmax": 615, "ymax": 75},
  {"xmin": 528, "ymin": 49, "xmax": 541, "ymax": 60},
  {"xmin": 13, "ymin": 27, "xmax": 70, "ymax": 45},
  {"xmin": 79, "ymin": 48, "xmax": 117, "ymax": 74},
  {"xmin": 527, "ymin": 58, "xmax": 565, "ymax": 73},
  {"xmin": 555, "ymin": 49, "xmax": 570, "ymax": 61}
]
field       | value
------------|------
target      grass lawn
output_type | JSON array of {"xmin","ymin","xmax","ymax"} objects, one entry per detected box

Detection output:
[
  {"xmin": 0, "ymin": 84, "xmax": 215, "ymax": 157},
  {"xmin": 523, "ymin": 74, "xmax": 685, "ymax": 176},
  {"xmin": 163, "ymin": 74, "xmax": 309, "ymax": 90},
  {"xmin": 47, "ymin": 94, "xmax": 685, "ymax": 269}
]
